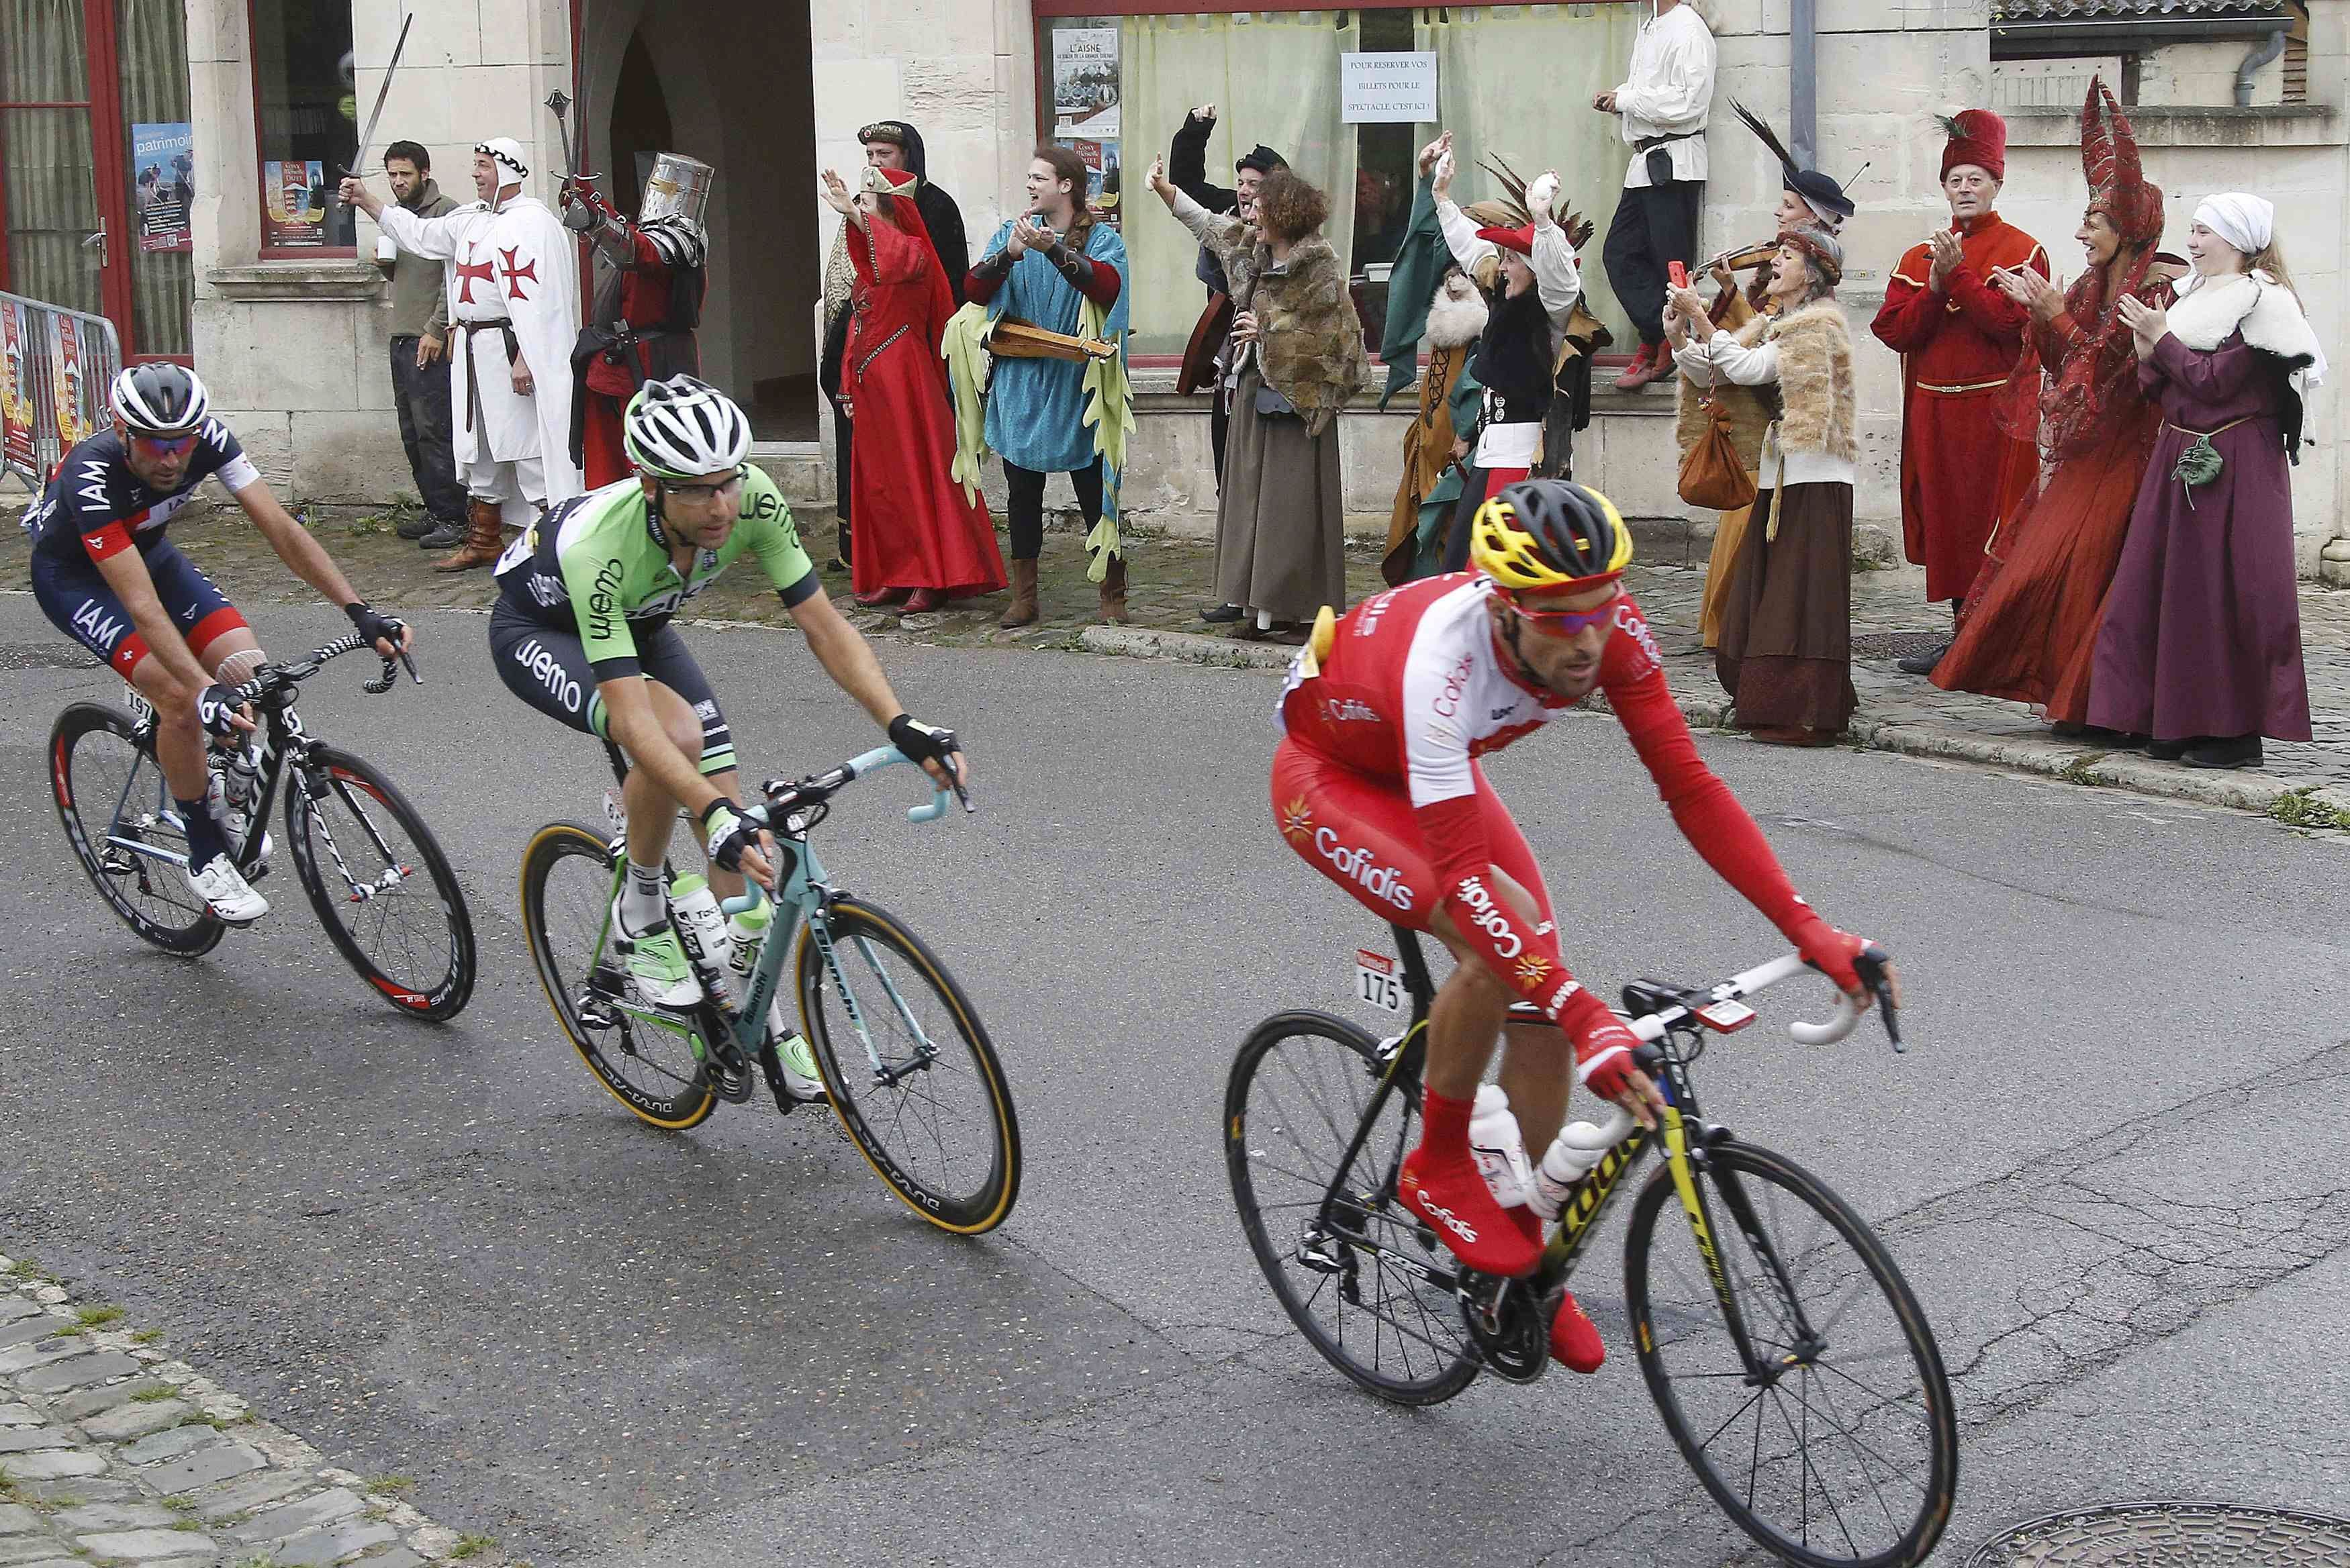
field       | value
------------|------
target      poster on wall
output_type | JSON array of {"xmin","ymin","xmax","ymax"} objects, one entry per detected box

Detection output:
[
  {"xmin": 50, "ymin": 315, "xmax": 99, "ymax": 448},
  {"xmin": 1071, "ymin": 139, "xmax": 1121, "ymax": 224},
  {"xmin": 1341, "ymin": 52, "xmax": 1440, "ymax": 124},
  {"xmin": 132, "ymin": 123, "xmax": 195, "ymax": 252},
  {"xmin": 0, "ymin": 300, "xmax": 36, "ymax": 475},
  {"xmin": 263, "ymin": 159, "xmax": 328, "ymax": 248},
  {"xmin": 1052, "ymin": 26, "xmax": 1119, "ymax": 138}
]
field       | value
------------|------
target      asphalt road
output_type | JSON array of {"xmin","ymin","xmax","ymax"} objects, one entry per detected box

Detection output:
[{"xmin": 1, "ymin": 593, "xmax": 2344, "ymax": 1567}]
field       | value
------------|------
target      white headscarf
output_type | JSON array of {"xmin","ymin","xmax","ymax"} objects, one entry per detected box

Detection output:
[{"xmin": 2193, "ymin": 193, "xmax": 2272, "ymax": 259}]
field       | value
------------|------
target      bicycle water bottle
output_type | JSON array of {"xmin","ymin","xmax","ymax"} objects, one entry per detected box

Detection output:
[
  {"xmin": 1529, "ymin": 1110, "xmax": 1635, "ymax": 1224},
  {"xmin": 222, "ymin": 738, "xmax": 261, "ymax": 814},
  {"xmin": 668, "ymin": 874, "xmax": 739, "ymax": 1014},
  {"xmin": 724, "ymin": 891, "xmax": 771, "ymax": 1027},
  {"xmin": 1468, "ymin": 1084, "xmax": 1535, "ymax": 1209}
]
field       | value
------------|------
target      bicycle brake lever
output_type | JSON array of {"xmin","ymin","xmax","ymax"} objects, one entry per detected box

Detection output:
[
  {"xmin": 1855, "ymin": 945, "xmax": 1903, "ymax": 1052},
  {"xmin": 398, "ymin": 648, "xmax": 421, "ymax": 685}
]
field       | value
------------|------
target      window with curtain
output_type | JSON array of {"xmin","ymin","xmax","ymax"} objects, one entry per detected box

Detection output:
[
  {"xmin": 1, "ymin": 0, "xmax": 103, "ymax": 315},
  {"xmin": 1035, "ymin": 4, "xmax": 1647, "ymax": 360},
  {"xmin": 250, "ymin": 0, "xmax": 357, "ymax": 255},
  {"xmin": 118, "ymin": 0, "xmax": 193, "ymax": 356}
]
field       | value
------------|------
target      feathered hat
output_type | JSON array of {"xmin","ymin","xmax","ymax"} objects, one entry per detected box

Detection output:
[
  {"xmin": 1458, "ymin": 152, "xmax": 1594, "ymax": 252},
  {"xmin": 2080, "ymin": 77, "xmax": 2162, "ymax": 244},
  {"xmin": 1936, "ymin": 109, "xmax": 2007, "ymax": 181},
  {"xmin": 1732, "ymin": 99, "xmax": 1855, "ymax": 227}
]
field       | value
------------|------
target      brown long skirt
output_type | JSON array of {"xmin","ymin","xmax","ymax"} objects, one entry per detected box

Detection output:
[
  {"xmin": 1217, "ymin": 366, "xmax": 1347, "ymax": 623},
  {"xmin": 1715, "ymin": 482, "xmax": 1856, "ymax": 734}
]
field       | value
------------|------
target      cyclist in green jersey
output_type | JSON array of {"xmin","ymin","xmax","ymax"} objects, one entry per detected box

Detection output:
[{"xmin": 489, "ymin": 375, "xmax": 970, "ymax": 1008}]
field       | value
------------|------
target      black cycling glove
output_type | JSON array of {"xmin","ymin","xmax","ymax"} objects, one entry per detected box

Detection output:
[
  {"xmin": 888, "ymin": 714, "xmax": 960, "ymax": 769},
  {"xmin": 344, "ymin": 601, "xmax": 405, "ymax": 652},
  {"xmin": 195, "ymin": 683, "xmax": 247, "ymax": 739},
  {"xmin": 699, "ymin": 798, "xmax": 757, "ymax": 873}
]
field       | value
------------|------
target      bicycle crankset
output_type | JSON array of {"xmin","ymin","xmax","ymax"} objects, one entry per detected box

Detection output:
[{"xmin": 1458, "ymin": 1271, "xmax": 1547, "ymax": 1383}]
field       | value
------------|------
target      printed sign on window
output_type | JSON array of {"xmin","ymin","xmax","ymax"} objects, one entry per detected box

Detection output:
[
  {"xmin": 263, "ymin": 159, "xmax": 328, "ymax": 248},
  {"xmin": 132, "ymin": 123, "xmax": 195, "ymax": 253},
  {"xmin": 1072, "ymin": 138, "xmax": 1121, "ymax": 222},
  {"xmin": 1342, "ymin": 52, "xmax": 1439, "ymax": 124},
  {"xmin": 1053, "ymin": 26, "xmax": 1120, "ymax": 138},
  {"xmin": 50, "ymin": 315, "xmax": 99, "ymax": 448},
  {"xmin": 0, "ymin": 301, "xmax": 35, "ymax": 474}
]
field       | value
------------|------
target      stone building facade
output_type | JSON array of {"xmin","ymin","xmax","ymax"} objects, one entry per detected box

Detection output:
[{"xmin": 66, "ymin": 0, "xmax": 2348, "ymax": 578}]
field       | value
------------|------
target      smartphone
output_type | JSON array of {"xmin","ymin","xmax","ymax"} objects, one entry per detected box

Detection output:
[{"xmin": 1668, "ymin": 260, "xmax": 1689, "ymax": 289}]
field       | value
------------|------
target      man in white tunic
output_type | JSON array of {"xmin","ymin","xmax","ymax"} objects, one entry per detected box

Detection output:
[
  {"xmin": 1593, "ymin": 0, "xmax": 1715, "ymax": 391},
  {"xmin": 342, "ymin": 138, "xmax": 581, "ymax": 570}
]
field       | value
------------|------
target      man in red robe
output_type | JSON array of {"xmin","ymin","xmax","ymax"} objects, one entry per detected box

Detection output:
[
  {"xmin": 563, "ymin": 153, "xmax": 710, "ymax": 489},
  {"xmin": 1871, "ymin": 109, "xmax": 2047, "ymax": 674},
  {"xmin": 822, "ymin": 164, "xmax": 1004, "ymax": 616}
]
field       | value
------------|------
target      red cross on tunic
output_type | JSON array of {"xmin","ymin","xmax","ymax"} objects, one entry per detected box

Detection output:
[
  {"xmin": 455, "ymin": 242, "xmax": 496, "ymax": 305},
  {"xmin": 499, "ymin": 247, "xmax": 538, "ymax": 301}
]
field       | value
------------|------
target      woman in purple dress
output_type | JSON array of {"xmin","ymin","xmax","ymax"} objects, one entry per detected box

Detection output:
[{"xmin": 2090, "ymin": 193, "xmax": 2325, "ymax": 769}]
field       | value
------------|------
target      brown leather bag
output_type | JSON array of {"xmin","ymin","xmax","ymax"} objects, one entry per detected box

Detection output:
[
  {"xmin": 1178, "ymin": 292, "xmax": 1234, "ymax": 395},
  {"xmin": 1678, "ymin": 362, "xmax": 1758, "ymax": 512}
]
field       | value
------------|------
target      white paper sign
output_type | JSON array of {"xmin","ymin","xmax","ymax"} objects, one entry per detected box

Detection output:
[{"xmin": 1342, "ymin": 52, "xmax": 1438, "ymax": 124}]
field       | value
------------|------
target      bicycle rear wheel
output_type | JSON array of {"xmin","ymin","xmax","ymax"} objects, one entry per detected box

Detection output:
[
  {"xmin": 519, "ymin": 822, "xmax": 715, "ymax": 1130},
  {"xmin": 796, "ymin": 895, "xmax": 1019, "ymax": 1234},
  {"xmin": 286, "ymin": 746, "xmax": 475, "ymax": 1020},
  {"xmin": 1624, "ymin": 1140, "xmax": 1957, "ymax": 1568},
  {"xmin": 50, "ymin": 703, "xmax": 222, "ymax": 955},
  {"xmin": 1225, "ymin": 1013, "xmax": 1477, "ymax": 1406}
]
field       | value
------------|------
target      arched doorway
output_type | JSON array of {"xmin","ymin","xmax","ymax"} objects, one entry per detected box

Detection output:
[{"xmin": 575, "ymin": 0, "xmax": 818, "ymax": 443}]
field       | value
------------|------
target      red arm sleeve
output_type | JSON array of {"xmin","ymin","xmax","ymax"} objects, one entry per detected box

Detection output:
[
  {"xmin": 1944, "ymin": 264, "xmax": 2030, "ymax": 349},
  {"xmin": 1064, "ymin": 248, "xmax": 1123, "ymax": 307},
  {"xmin": 1415, "ymin": 793, "xmax": 1617, "ymax": 1043},
  {"xmin": 1871, "ymin": 260, "xmax": 1943, "ymax": 355}
]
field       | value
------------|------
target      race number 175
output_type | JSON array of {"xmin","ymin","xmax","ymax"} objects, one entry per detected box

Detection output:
[{"xmin": 1354, "ymin": 948, "xmax": 1405, "ymax": 1015}]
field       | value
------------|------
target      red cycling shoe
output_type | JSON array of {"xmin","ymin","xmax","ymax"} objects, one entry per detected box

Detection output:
[
  {"xmin": 1399, "ymin": 1146, "xmax": 1543, "ymax": 1278},
  {"xmin": 1546, "ymin": 1287, "xmax": 1606, "ymax": 1373}
]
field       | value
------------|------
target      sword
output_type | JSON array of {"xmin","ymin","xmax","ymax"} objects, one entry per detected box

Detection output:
[
  {"xmin": 342, "ymin": 13, "xmax": 414, "ymax": 181},
  {"xmin": 547, "ymin": 88, "xmax": 605, "ymax": 231}
]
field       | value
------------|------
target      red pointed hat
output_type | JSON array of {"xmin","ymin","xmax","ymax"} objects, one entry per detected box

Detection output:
[
  {"xmin": 2081, "ymin": 76, "xmax": 2163, "ymax": 245},
  {"xmin": 1938, "ymin": 109, "xmax": 2008, "ymax": 181},
  {"xmin": 1474, "ymin": 222, "xmax": 1535, "ymax": 256}
]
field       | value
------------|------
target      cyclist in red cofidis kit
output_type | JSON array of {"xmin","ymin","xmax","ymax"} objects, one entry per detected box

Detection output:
[{"xmin": 1272, "ymin": 479, "xmax": 1895, "ymax": 1373}]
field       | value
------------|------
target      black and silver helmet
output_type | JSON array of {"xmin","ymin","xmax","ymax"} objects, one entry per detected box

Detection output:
[
  {"xmin": 622, "ymin": 375, "xmax": 750, "ymax": 479},
  {"xmin": 110, "ymin": 363, "xmax": 210, "ymax": 436}
]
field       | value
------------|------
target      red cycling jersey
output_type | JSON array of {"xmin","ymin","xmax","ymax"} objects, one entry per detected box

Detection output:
[{"xmin": 1276, "ymin": 573, "xmax": 1828, "ymax": 1041}]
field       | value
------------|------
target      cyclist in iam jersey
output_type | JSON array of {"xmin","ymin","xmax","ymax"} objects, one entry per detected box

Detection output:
[
  {"xmin": 489, "ymin": 375, "xmax": 968, "ymax": 1012},
  {"xmin": 1273, "ymin": 479, "xmax": 1895, "ymax": 1372},
  {"xmin": 24, "ymin": 364, "xmax": 412, "ymax": 926}
]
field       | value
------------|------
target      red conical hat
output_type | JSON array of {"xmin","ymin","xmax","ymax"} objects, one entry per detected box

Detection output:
[
  {"xmin": 1938, "ymin": 109, "xmax": 2008, "ymax": 181},
  {"xmin": 2081, "ymin": 77, "xmax": 2163, "ymax": 244}
]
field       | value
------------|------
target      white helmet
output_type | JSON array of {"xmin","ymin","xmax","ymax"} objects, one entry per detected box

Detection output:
[
  {"xmin": 622, "ymin": 375, "xmax": 750, "ymax": 479},
  {"xmin": 111, "ymin": 363, "xmax": 210, "ymax": 436}
]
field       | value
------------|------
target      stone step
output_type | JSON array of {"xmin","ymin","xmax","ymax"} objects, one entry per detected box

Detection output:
[{"xmin": 747, "ymin": 440, "xmax": 829, "ymax": 509}]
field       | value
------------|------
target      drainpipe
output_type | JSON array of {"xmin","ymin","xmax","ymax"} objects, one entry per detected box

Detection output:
[
  {"xmin": 2236, "ymin": 22, "xmax": 2288, "ymax": 107},
  {"xmin": 1791, "ymin": 0, "xmax": 1816, "ymax": 166}
]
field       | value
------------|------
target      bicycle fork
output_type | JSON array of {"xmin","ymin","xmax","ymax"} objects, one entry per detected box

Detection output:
[{"xmin": 1657, "ymin": 1108, "xmax": 1824, "ymax": 1384}]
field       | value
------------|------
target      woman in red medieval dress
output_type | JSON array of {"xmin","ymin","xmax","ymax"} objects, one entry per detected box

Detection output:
[
  {"xmin": 1932, "ymin": 79, "xmax": 2175, "ymax": 738},
  {"xmin": 821, "ymin": 165, "xmax": 1005, "ymax": 614}
]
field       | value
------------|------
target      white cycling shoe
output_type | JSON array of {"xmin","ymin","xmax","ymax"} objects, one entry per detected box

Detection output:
[{"xmin": 187, "ymin": 855, "xmax": 269, "ymax": 926}]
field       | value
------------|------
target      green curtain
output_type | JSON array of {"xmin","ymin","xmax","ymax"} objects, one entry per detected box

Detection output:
[
  {"xmin": 1, "ymin": 0, "xmax": 102, "ymax": 315},
  {"xmin": 115, "ymin": 0, "xmax": 193, "ymax": 355}
]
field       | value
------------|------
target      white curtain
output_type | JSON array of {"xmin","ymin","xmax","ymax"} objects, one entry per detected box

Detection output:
[
  {"xmin": 117, "ymin": 0, "xmax": 193, "ymax": 355},
  {"xmin": 1429, "ymin": 3, "xmax": 1646, "ymax": 350},
  {"xmin": 1, "ymin": 0, "xmax": 103, "ymax": 315},
  {"xmin": 1121, "ymin": 11, "xmax": 1360, "ymax": 356}
]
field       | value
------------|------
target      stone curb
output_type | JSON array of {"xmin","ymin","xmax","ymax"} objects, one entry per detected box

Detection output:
[
  {"xmin": 1073, "ymin": 626, "xmax": 2345, "ymax": 828},
  {"xmin": 0, "ymin": 1253, "xmax": 508, "ymax": 1568}
]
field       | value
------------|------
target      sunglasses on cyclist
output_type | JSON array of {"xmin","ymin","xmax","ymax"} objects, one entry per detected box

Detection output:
[
  {"xmin": 665, "ymin": 467, "xmax": 745, "ymax": 501},
  {"xmin": 130, "ymin": 431, "xmax": 200, "ymax": 457},
  {"xmin": 1506, "ymin": 588, "xmax": 1622, "ymax": 638}
]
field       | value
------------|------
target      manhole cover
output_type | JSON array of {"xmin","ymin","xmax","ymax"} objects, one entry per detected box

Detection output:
[
  {"xmin": 0, "ymin": 642, "xmax": 101, "ymax": 672},
  {"xmin": 1965, "ymin": 1502, "xmax": 2350, "ymax": 1566},
  {"xmin": 1853, "ymin": 630, "xmax": 1949, "ymax": 660}
]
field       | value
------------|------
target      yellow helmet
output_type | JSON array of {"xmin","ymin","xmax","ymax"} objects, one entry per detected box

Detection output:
[{"xmin": 1469, "ymin": 479, "xmax": 1634, "ymax": 592}]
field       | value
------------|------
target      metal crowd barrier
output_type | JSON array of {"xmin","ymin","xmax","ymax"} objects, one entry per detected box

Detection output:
[{"xmin": 1, "ymin": 289, "xmax": 124, "ymax": 487}]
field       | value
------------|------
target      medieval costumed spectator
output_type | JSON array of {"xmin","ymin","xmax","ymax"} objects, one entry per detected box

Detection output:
[
  {"xmin": 1168, "ymin": 103, "xmax": 1286, "ymax": 499},
  {"xmin": 820, "ymin": 121, "xmax": 970, "ymax": 574},
  {"xmin": 1149, "ymin": 158, "xmax": 1366, "ymax": 642},
  {"xmin": 1376, "ymin": 148, "xmax": 1490, "ymax": 586},
  {"xmin": 1871, "ymin": 109, "xmax": 2049, "ymax": 675},
  {"xmin": 372, "ymin": 140, "xmax": 466, "ymax": 550},
  {"xmin": 346, "ymin": 139, "xmax": 580, "ymax": 571},
  {"xmin": 966, "ymin": 145, "xmax": 1132, "ymax": 628},
  {"xmin": 1598, "ymin": 0, "xmax": 1715, "ymax": 393},
  {"xmin": 819, "ymin": 166, "xmax": 1005, "ymax": 616},
  {"xmin": 1932, "ymin": 80, "xmax": 2174, "ymax": 735},
  {"xmin": 563, "ymin": 151, "xmax": 711, "ymax": 489},
  {"xmin": 2087, "ymin": 193, "xmax": 2322, "ymax": 770},
  {"xmin": 1666, "ymin": 228, "xmax": 1857, "ymax": 744},
  {"xmin": 1687, "ymin": 103, "xmax": 1852, "ymax": 647}
]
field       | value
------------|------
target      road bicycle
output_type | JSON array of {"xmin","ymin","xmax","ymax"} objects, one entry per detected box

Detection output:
[
  {"xmin": 1226, "ymin": 931, "xmax": 1956, "ymax": 1568},
  {"xmin": 518, "ymin": 744, "xmax": 1021, "ymax": 1235},
  {"xmin": 49, "ymin": 632, "xmax": 475, "ymax": 1020}
]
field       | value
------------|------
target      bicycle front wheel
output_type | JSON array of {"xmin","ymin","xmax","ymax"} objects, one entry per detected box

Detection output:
[
  {"xmin": 1624, "ymin": 1140, "xmax": 1957, "ymax": 1568},
  {"xmin": 287, "ymin": 746, "xmax": 475, "ymax": 1020},
  {"xmin": 519, "ymin": 822, "xmax": 715, "ymax": 1130},
  {"xmin": 50, "ymin": 703, "xmax": 222, "ymax": 955},
  {"xmin": 1225, "ymin": 1013, "xmax": 1477, "ymax": 1406},
  {"xmin": 796, "ymin": 896, "xmax": 1019, "ymax": 1234}
]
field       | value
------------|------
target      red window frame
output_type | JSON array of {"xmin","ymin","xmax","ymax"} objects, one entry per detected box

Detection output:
[
  {"xmin": 0, "ymin": 0, "xmax": 143, "ymax": 350},
  {"xmin": 246, "ymin": 0, "xmax": 357, "ymax": 260}
]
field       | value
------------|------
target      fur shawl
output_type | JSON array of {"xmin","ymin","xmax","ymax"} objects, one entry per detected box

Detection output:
[
  {"xmin": 1200, "ymin": 215, "xmax": 1369, "ymax": 436},
  {"xmin": 1426, "ymin": 285, "xmax": 1489, "ymax": 350},
  {"xmin": 1767, "ymin": 300, "xmax": 1858, "ymax": 462},
  {"xmin": 1676, "ymin": 307, "xmax": 1774, "ymax": 469},
  {"xmin": 2167, "ymin": 271, "xmax": 2324, "ymax": 379}
]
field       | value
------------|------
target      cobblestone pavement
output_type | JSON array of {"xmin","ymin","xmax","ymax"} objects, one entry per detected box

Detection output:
[
  {"xmin": 0, "ymin": 1257, "xmax": 486, "ymax": 1568},
  {"xmin": 10, "ymin": 495, "xmax": 2347, "ymax": 823}
]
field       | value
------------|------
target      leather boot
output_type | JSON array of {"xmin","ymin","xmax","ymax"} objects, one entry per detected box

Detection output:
[
  {"xmin": 435, "ymin": 496, "xmax": 505, "ymax": 573},
  {"xmin": 1612, "ymin": 340, "xmax": 1666, "ymax": 393},
  {"xmin": 1096, "ymin": 553, "xmax": 1128, "ymax": 625},
  {"xmin": 998, "ymin": 558, "xmax": 1039, "ymax": 628}
]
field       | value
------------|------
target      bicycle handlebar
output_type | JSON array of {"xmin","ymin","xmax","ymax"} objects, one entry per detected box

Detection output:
[
  {"xmin": 749, "ymin": 744, "xmax": 972, "ymax": 831},
  {"xmin": 1634, "ymin": 944, "xmax": 1902, "ymax": 1052},
  {"xmin": 233, "ymin": 627, "xmax": 419, "ymax": 703}
]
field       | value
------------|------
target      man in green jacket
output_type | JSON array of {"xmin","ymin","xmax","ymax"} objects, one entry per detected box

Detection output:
[{"xmin": 375, "ymin": 141, "xmax": 467, "ymax": 548}]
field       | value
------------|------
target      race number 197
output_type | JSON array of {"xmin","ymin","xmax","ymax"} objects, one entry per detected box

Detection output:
[{"xmin": 1354, "ymin": 948, "xmax": 1404, "ymax": 1015}]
